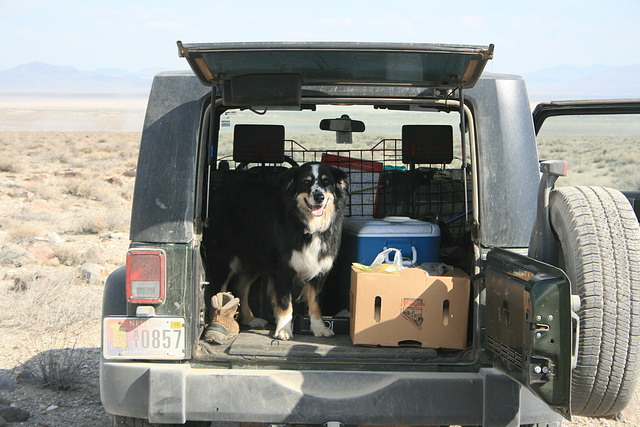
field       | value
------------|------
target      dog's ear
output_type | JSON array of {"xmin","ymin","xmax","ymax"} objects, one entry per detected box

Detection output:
[
  {"xmin": 279, "ymin": 166, "xmax": 299, "ymax": 193},
  {"xmin": 330, "ymin": 166, "xmax": 349, "ymax": 195}
]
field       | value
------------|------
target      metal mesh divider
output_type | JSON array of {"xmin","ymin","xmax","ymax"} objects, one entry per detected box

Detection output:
[{"xmin": 216, "ymin": 139, "xmax": 470, "ymax": 241}]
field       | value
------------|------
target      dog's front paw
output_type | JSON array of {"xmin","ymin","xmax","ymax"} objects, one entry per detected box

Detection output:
[
  {"xmin": 313, "ymin": 325, "xmax": 335, "ymax": 337},
  {"xmin": 274, "ymin": 327, "xmax": 293, "ymax": 340},
  {"xmin": 310, "ymin": 318, "xmax": 335, "ymax": 337},
  {"xmin": 243, "ymin": 317, "xmax": 268, "ymax": 329}
]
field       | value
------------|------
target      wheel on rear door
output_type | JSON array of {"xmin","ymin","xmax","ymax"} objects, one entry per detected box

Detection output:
[{"xmin": 549, "ymin": 185, "xmax": 640, "ymax": 417}]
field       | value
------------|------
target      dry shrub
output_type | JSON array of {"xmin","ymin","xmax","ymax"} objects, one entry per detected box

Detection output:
[
  {"xmin": 104, "ymin": 210, "xmax": 130, "ymax": 232},
  {"xmin": 64, "ymin": 177, "xmax": 119, "ymax": 204},
  {"xmin": 9, "ymin": 205, "xmax": 45, "ymax": 222},
  {"xmin": 53, "ymin": 244, "xmax": 81, "ymax": 266},
  {"xmin": 95, "ymin": 139, "xmax": 120, "ymax": 153},
  {"xmin": 0, "ymin": 158, "xmax": 22, "ymax": 173},
  {"xmin": 19, "ymin": 346, "xmax": 85, "ymax": 391},
  {"xmin": 23, "ymin": 181, "xmax": 60, "ymax": 201},
  {"xmin": 92, "ymin": 186, "xmax": 121, "ymax": 205},
  {"xmin": 47, "ymin": 148, "xmax": 72, "ymax": 164},
  {"xmin": 7, "ymin": 224, "xmax": 43, "ymax": 243},
  {"xmin": 0, "ymin": 242, "xmax": 33, "ymax": 267},
  {"xmin": 66, "ymin": 212, "xmax": 122, "ymax": 235},
  {"xmin": 77, "ymin": 144, "xmax": 94, "ymax": 155},
  {"xmin": 10, "ymin": 270, "xmax": 101, "ymax": 390},
  {"xmin": 64, "ymin": 178, "xmax": 94, "ymax": 199},
  {"xmin": 0, "ymin": 215, "xmax": 16, "ymax": 230},
  {"xmin": 79, "ymin": 216, "xmax": 109, "ymax": 234}
]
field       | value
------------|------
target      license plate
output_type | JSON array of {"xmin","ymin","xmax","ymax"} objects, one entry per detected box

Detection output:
[{"xmin": 103, "ymin": 317, "xmax": 186, "ymax": 360}]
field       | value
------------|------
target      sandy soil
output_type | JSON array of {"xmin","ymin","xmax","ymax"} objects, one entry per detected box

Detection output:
[{"xmin": 0, "ymin": 130, "xmax": 136, "ymax": 426}]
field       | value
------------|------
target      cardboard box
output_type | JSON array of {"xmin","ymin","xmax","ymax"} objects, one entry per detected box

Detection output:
[{"xmin": 350, "ymin": 266, "xmax": 470, "ymax": 349}]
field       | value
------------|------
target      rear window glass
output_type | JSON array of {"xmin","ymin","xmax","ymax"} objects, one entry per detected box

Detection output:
[{"xmin": 217, "ymin": 105, "xmax": 465, "ymax": 165}]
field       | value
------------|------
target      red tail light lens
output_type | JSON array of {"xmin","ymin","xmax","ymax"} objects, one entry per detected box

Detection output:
[{"xmin": 126, "ymin": 249, "xmax": 166, "ymax": 304}]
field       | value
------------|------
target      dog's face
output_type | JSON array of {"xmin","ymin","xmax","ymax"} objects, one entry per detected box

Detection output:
[{"xmin": 282, "ymin": 162, "xmax": 348, "ymax": 231}]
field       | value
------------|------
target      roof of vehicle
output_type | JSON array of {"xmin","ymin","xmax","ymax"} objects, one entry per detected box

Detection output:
[{"xmin": 177, "ymin": 41, "xmax": 494, "ymax": 90}]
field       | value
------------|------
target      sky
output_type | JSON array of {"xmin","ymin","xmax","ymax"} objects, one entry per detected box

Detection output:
[{"xmin": 1, "ymin": 0, "xmax": 639, "ymax": 75}]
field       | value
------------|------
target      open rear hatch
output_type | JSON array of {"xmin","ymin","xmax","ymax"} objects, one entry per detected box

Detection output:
[{"xmin": 177, "ymin": 41, "xmax": 494, "ymax": 91}]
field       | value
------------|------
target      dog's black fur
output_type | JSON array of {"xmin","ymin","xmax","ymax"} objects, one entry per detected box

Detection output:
[{"xmin": 203, "ymin": 162, "xmax": 349, "ymax": 340}]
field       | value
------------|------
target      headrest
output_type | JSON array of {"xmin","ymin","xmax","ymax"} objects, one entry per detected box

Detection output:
[
  {"xmin": 402, "ymin": 125, "xmax": 454, "ymax": 165},
  {"xmin": 233, "ymin": 124, "xmax": 285, "ymax": 163}
]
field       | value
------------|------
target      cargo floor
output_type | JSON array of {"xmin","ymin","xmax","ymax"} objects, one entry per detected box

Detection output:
[{"xmin": 197, "ymin": 329, "xmax": 448, "ymax": 363}]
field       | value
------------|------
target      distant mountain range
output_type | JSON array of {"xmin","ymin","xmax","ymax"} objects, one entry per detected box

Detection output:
[
  {"xmin": 1, "ymin": 61, "xmax": 639, "ymax": 101},
  {"xmin": 0, "ymin": 62, "xmax": 154, "ymax": 94}
]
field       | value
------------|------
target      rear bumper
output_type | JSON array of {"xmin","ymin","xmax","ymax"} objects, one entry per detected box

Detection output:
[{"xmin": 100, "ymin": 359, "xmax": 561, "ymax": 425}]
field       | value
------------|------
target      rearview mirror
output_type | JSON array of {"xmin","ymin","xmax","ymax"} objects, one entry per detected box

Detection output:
[
  {"xmin": 319, "ymin": 115, "xmax": 366, "ymax": 133},
  {"xmin": 320, "ymin": 115, "xmax": 365, "ymax": 144}
]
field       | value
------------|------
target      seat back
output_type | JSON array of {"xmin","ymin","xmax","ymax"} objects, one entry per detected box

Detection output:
[
  {"xmin": 233, "ymin": 124, "xmax": 285, "ymax": 165},
  {"xmin": 402, "ymin": 124, "xmax": 454, "ymax": 167}
]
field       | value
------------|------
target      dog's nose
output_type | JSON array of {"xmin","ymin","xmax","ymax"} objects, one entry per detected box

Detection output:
[{"xmin": 313, "ymin": 191, "xmax": 325, "ymax": 204}]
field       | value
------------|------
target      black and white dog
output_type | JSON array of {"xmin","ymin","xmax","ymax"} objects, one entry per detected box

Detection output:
[{"xmin": 204, "ymin": 162, "xmax": 349, "ymax": 340}]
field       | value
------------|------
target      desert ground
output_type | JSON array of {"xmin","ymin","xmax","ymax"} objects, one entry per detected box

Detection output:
[
  {"xmin": 0, "ymin": 96, "xmax": 639, "ymax": 426},
  {"xmin": 0, "ymin": 129, "xmax": 137, "ymax": 426}
]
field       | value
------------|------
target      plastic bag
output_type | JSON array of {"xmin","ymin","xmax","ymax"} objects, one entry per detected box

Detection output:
[
  {"xmin": 353, "ymin": 248, "xmax": 405, "ymax": 274},
  {"xmin": 417, "ymin": 262, "xmax": 454, "ymax": 276}
]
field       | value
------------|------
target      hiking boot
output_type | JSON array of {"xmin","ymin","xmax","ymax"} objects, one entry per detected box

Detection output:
[{"xmin": 203, "ymin": 292, "xmax": 240, "ymax": 345}]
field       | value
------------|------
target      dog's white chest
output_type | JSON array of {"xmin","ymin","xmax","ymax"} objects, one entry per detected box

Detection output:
[{"xmin": 289, "ymin": 236, "xmax": 333, "ymax": 282}]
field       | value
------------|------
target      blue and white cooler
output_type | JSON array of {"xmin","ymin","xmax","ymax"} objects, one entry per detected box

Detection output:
[{"xmin": 342, "ymin": 216, "xmax": 441, "ymax": 267}]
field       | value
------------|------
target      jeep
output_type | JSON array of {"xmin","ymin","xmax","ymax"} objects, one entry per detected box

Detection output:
[{"xmin": 100, "ymin": 41, "xmax": 640, "ymax": 426}]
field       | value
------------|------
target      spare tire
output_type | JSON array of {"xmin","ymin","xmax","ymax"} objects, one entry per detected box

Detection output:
[{"xmin": 549, "ymin": 186, "xmax": 640, "ymax": 417}]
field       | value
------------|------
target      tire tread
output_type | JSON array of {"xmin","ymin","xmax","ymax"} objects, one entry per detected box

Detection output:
[{"xmin": 550, "ymin": 186, "xmax": 640, "ymax": 417}]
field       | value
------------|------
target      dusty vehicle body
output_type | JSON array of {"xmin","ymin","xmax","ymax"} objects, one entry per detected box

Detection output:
[{"xmin": 100, "ymin": 42, "xmax": 640, "ymax": 426}]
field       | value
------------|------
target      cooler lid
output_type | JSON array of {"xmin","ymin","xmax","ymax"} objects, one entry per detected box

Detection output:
[{"xmin": 344, "ymin": 217, "xmax": 440, "ymax": 237}]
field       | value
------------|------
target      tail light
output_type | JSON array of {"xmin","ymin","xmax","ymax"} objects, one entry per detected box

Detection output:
[{"xmin": 126, "ymin": 249, "xmax": 166, "ymax": 304}]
